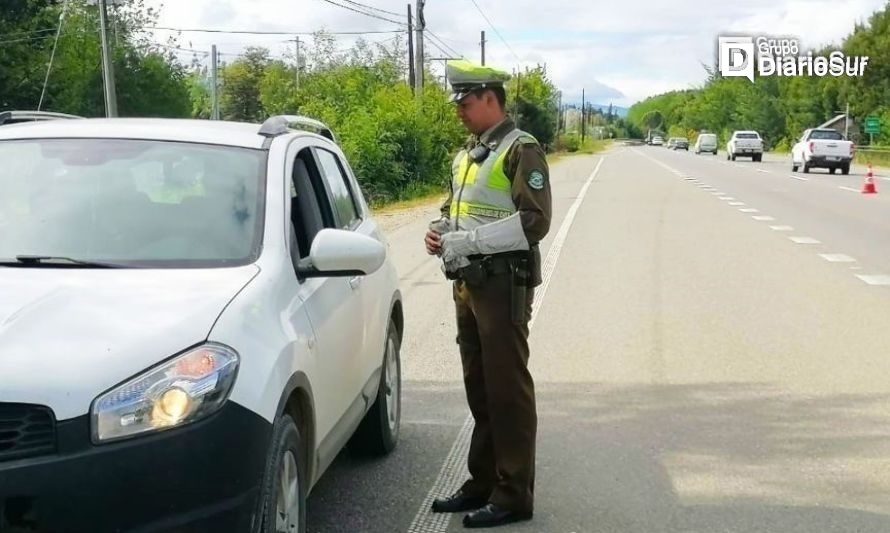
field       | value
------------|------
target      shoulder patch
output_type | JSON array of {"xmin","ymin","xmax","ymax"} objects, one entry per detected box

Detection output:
[{"xmin": 527, "ymin": 169, "xmax": 546, "ymax": 190}]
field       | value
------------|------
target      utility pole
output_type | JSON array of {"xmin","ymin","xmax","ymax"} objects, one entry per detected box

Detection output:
[
  {"xmin": 480, "ymin": 31, "xmax": 486, "ymax": 65},
  {"xmin": 407, "ymin": 4, "xmax": 415, "ymax": 92},
  {"xmin": 557, "ymin": 90, "xmax": 562, "ymax": 135},
  {"xmin": 845, "ymin": 101, "xmax": 850, "ymax": 140},
  {"xmin": 97, "ymin": 0, "xmax": 118, "ymax": 117},
  {"xmin": 581, "ymin": 88, "xmax": 586, "ymax": 142},
  {"xmin": 414, "ymin": 0, "xmax": 425, "ymax": 99},
  {"xmin": 211, "ymin": 45, "xmax": 220, "ymax": 120},
  {"xmin": 294, "ymin": 36, "xmax": 301, "ymax": 89}
]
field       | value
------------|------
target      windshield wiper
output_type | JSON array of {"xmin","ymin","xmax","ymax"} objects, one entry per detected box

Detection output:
[{"xmin": 0, "ymin": 255, "xmax": 128, "ymax": 268}]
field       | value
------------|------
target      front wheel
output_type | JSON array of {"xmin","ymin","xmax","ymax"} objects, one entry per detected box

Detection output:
[
  {"xmin": 258, "ymin": 415, "xmax": 307, "ymax": 533},
  {"xmin": 841, "ymin": 163, "xmax": 850, "ymax": 175},
  {"xmin": 349, "ymin": 320, "xmax": 401, "ymax": 455}
]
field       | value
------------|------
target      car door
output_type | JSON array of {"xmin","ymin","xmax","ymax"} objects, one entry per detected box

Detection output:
[
  {"xmin": 283, "ymin": 140, "xmax": 366, "ymax": 455},
  {"xmin": 311, "ymin": 147, "xmax": 384, "ymax": 389}
]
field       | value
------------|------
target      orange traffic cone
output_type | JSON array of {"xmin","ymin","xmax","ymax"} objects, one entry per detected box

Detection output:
[{"xmin": 862, "ymin": 164, "xmax": 878, "ymax": 194}]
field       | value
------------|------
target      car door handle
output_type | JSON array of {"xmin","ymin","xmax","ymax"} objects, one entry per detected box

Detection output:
[{"xmin": 348, "ymin": 276, "xmax": 362, "ymax": 290}]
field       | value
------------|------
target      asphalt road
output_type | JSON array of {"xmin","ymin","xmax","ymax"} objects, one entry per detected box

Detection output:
[{"xmin": 306, "ymin": 145, "xmax": 890, "ymax": 533}]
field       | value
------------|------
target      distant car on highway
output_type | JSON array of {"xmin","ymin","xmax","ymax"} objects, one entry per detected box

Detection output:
[
  {"xmin": 651, "ymin": 136, "xmax": 664, "ymax": 146},
  {"xmin": 726, "ymin": 131, "xmax": 763, "ymax": 161},
  {"xmin": 791, "ymin": 128, "xmax": 854, "ymax": 174},
  {"xmin": 672, "ymin": 137, "xmax": 689, "ymax": 151},
  {"xmin": 694, "ymin": 133, "xmax": 718, "ymax": 155}
]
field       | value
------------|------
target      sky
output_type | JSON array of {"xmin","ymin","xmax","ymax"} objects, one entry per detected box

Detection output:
[{"xmin": 141, "ymin": 0, "xmax": 887, "ymax": 108}]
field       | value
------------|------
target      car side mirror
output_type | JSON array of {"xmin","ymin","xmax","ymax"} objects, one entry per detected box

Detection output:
[{"xmin": 297, "ymin": 228, "xmax": 385, "ymax": 278}]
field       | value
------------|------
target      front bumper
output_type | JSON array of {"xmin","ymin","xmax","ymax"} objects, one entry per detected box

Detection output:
[{"xmin": 0, "ymin": 402, "xmax": 271, "ymax": 533}]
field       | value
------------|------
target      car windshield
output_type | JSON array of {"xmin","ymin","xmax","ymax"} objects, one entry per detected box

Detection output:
[
  {"xmin": 0, "ymin": 139, "xmax": 267, "ymax": 268},
  {"xmin": 737, "ymin": 133, "xmax": 760, "ymax": 139},
  {"xmin": 810, "ymin": 130, "xmax": 844, "ymax": 140}
]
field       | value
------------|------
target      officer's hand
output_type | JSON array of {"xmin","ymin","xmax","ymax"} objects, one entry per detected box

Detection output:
[{"xmin": 425, "ymin": 230, "xmax": 442, "ymax": 256}]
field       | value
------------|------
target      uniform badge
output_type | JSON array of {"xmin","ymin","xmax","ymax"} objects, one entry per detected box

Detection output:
[{"xmin": 527, "ymin": 170, "xmax": 545, "ymax": 190}]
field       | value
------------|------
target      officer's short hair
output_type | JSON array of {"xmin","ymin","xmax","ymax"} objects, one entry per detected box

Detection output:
[{"xmin": 470, "ymin": 86, "xmax": 507, "ymax": 109}]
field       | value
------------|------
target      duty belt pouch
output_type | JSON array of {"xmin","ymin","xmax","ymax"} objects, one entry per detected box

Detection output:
[
  {"xmin": 510, "ymin": 256, "xmax": 530, "ymax": 325},
  {"xmin": 459, "ymin": 259, "xmax": 488, "ymax": 287}
]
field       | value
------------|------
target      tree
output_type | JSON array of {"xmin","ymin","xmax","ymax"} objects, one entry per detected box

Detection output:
[{"xmin": 220, "ymin": 47, "xmax": 271, "ymax": 121}]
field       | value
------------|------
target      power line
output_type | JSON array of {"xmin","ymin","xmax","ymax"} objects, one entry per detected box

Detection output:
[
  {"xmin": 0, "ymin": 27, "xmax": 59, "ymax": 39},
  {"xmin": 316, "ymin": 0, "xmax": 407, "ymax": 26},
  {"xmin": 146, "ymin": 25, "xmax": 404, "ymax": 36},
  {"xmin": 426, "ymin": 30, "xmax": 463, "ymax": 59},
  {"xmin": 38, "ymin": 0, "xmax": 69, "ymax": 111},
  {"xmin": 466, "ymin": 0, "xmax": 520, "ymax": 62},
  {"xmin": 338, "ymin": 0, "xmax": 403, "ymax": 18}
]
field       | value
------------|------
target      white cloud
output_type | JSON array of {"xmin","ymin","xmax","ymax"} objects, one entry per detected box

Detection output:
[{"xmin": 142, "ymin": 0, "xmax": 887, "ymax": 106}]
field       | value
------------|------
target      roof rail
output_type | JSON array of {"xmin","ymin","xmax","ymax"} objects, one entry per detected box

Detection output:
[
  {"xmin": 0, "ymin": 110, "xmax": 84, "ymax": 125},
  {"xmin": 258, "ymin": 115, "xmax": 335, "ymax": 141}
]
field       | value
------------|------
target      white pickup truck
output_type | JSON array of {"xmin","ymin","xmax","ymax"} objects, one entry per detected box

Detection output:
[
  {"xmin": 791, "ymin": 128, "xmax": 854, "ymax": 174},
  {"xmin": 726, "ymin": 131, "xmax": 764, "ymax": 162}
]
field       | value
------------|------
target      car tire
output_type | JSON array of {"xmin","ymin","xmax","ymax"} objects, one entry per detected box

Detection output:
[
  {"xmin": 841, "ymin": 164, "xmax": 850, "ymax": 175},
  {"xmin": 829, "ymin": 167, "xmax": 837, "ymax": 174},
  {"xmin": 349, "ymin": 319, "xmax": 401, "ymax": 456},
  {"xmin": 731, "ymin": 154, "xmax": 737, "ymax": 161},
  {"xmin": 803, "ymin": 162, "xmax": 810, "ymax": 174},
  {"xmin": 792, "ymin": 162, "xmax": 798, "ymax": 172},
  {"xmin": 257, "ymin": 414, "xmax": 307, "ymax": 533}
]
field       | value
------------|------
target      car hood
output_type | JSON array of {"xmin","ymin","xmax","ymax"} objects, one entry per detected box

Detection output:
[{"xmin": 0, "ymin": 266, "xmax": 259, "ymax": 420}]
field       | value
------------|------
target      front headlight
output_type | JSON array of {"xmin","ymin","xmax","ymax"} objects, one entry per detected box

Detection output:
[{"xmin": 91, "ymin": 343, "xmax": 239, "ymax": 443}]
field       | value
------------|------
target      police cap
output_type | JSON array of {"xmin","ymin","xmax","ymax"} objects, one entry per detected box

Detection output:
[{"xmin": 445, "ymin": 59, "xmax": 511, "ymax": 103}]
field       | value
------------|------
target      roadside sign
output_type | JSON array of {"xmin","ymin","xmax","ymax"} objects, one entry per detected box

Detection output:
[{"xmin": 865, "ymin": 116, "xmax": 881, "ymax": 134}]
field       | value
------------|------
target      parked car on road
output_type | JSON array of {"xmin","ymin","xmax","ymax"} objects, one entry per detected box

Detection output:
[
  {"xmin": 672, "ymin": 137, "xmax": 689, "ymax": 151},
  {"xmin": 0, "ymin": 115, "xmax": 404, "ymax": 533},
  {"xmin": 791, "ymin": 128, "xmax": 855, "ymax": 174}
]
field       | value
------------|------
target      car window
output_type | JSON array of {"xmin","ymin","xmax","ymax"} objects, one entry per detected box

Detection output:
[
  {"xmin": 736, "ymin": 133, "xmax": 760, "ymax": 139},
  {"xmin": 290, "ymin": 148, "xmax": 331, "ymax": 260},
  {"xmin": 0, "ymin": 139, "xmax": 266, "ymax": 267},
  {"xmin": 810, "ymin": 130, "xmax": 844, "ymax": 140},
  {"xmin": 314, "ymin": 148, "xmax": 361, "ymax": 230}
]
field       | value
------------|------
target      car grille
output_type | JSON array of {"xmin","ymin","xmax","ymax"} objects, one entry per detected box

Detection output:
[{"xmin": 0, "ymin": 403, "xmax": 56, "ymax": 462}]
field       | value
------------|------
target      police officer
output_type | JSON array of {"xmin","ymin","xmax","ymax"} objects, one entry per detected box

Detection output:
[{"xmin": 425, "ymin": 60, "xmax": 552, "ymax": 529}]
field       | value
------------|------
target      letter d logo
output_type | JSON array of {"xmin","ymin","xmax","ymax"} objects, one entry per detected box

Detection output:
[{"xmin": 719, "ymin": 36, "xmax": 755, "ymax": 82}]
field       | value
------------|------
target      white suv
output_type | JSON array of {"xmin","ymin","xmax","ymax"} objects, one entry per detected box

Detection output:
[{"xmin": 0, "ymin": 116, "xmax": 403, "ymax": 532}]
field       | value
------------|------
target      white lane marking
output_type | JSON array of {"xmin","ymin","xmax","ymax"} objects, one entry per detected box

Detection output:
[
  {"xmin": 789, "ymin": 175, "xmax": 809, "ymax": 181},
  {"xmin": 789, "ymin": 237, "xmax": 821, "ymax": 244},
  {"xmin": 856, "ymin": 275, "xmax": 890, "ymax": 286},
  {"xmin": 819, "ymin": 254, "xmax": 856, "ymax": 263},
  {"xmin": 719, "ymin": 196, "xmax": 734, "ymax": 200},
  {"xmin": 839, "ymin": 186, "xmax": 861, "ymax": 193},
  {"xmin": 728, "ymin": 202, "xmax": 745, "ymax": 206},
  {"xmin": 407, "ymin": 156, "xmax": 606, "ymax": 533},
  {"xmin": 752, "ymin": 216, "xmax": 775, "ymax": 221},
  {"xmin": 770, "ymin": 225, "xmax": 794, "ymax": 231},
  {"xmin": 757, "ymin": 169, "xmax": 769, "ymax": 173},
  {"xmin": 739, "ymin": 208, "xmax": 759, "ymax": 213}
]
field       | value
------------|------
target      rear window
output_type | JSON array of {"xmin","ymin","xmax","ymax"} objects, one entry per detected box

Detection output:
[
  {"xmin": 736, "ymin": 133, "xmax": 760, "ymax": 139},
  {"xmin": 810, "ymin": 130, "xmax": 844, "ymax": 140}
]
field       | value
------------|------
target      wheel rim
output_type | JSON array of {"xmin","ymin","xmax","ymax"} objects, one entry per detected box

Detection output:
[
  {"xmin": 275, "ymin": 450, "xmax": 300, "ymax": 532},
  {"xmin": 384, "ymin": 336, "xmax": 400, "ymax": 432}
]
